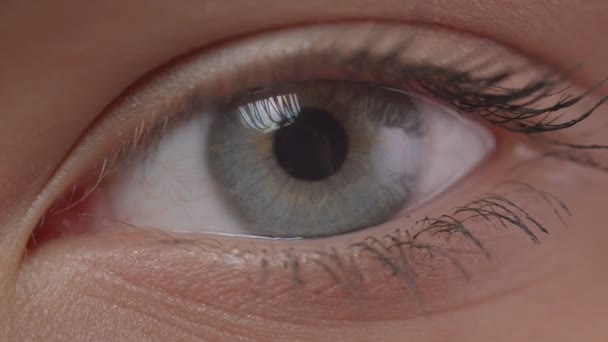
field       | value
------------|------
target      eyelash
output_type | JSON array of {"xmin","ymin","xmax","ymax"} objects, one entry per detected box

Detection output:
[
  {"xmin": 118, "ymin": 181, "xmax": 567, "ymax": 300},
  {"xmin": 32, "ymin": 26, "xmax": 608, "ymax": 303}
]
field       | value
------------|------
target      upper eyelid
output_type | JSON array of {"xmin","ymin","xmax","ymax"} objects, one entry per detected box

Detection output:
[
  {"xmin": 118, "ymin": 23, "xmax": 599, "ymax": 142},
  {"xmin": 114, "ymin": 24, "xmax": 515, "ymax": 107},
  {"xmin": 115, "ymin": 25, "xmax": 527, "ymax": 119}
]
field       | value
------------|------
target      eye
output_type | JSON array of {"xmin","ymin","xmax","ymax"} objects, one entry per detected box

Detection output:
[
  {"xmin": 78, "ymin": 81, "xmax": 493, "ymax": 239},
  {"xmin": 31, "ymin": 23, "xmax": 607, "ymax": 320}
]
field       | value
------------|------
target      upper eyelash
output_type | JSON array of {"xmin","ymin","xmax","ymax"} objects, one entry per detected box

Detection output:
[
  {"xmin": 208, "ymin": 40, "xmax": 608, "ymax": 138},
  {"xmin": 419, "ymin": 70, "xmax": 608, "ymax": 133},
  {"xmin": 302, "ymin": 31, "xmax": 608, "ymax": 136},
  {"xmin": 342, "ymin": 44, "xmax": 608, "ymax": 173}
]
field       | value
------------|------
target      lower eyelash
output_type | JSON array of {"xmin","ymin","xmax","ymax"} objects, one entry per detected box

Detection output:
[
  {"xmin": 100, "ymin": 181, "xmax": 566, "ymax": 302},
  {"xmin": 344, "ymin": 182, "xmax": 564, "ymax": 281}
]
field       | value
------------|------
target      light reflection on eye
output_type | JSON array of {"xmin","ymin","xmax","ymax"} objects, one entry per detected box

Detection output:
[{"xmin": 94, "ymin": 81, "xmax": 493, "ymax": 238}]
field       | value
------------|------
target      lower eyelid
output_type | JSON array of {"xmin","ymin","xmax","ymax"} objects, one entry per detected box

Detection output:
[{"xmin": 40, "ymin": 175, "xmax": 568, "ymax": 323}]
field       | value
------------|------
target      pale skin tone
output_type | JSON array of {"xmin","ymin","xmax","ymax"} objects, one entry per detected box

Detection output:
[{"xmin": 1, "ymin": 1, "xmax": 608, "ymax": 341}]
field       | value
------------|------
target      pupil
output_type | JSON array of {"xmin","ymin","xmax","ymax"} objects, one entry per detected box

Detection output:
[{"xmin": 273, "ymin": 107, "xmax": 349, "ymax": 181}]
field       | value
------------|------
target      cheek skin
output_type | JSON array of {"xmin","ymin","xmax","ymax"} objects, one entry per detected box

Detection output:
[{"xmin": 15, "ymin": 184, "xmax": 608, "ymax": 342}]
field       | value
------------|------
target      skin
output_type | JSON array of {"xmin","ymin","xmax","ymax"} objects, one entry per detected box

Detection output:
[{"xmin": 1, "ymin": 1, "xmax": 608, "ymax": 341}]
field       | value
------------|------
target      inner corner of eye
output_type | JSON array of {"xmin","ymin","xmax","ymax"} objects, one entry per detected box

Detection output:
[{"xmin": 35, "ymin": 81, "xmax": 495, "ymax": 245}]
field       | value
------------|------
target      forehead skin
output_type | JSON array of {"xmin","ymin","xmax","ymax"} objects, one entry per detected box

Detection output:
[{"xmin": 0, "ymin": 0, "xmax": 607, "ymax": 341}]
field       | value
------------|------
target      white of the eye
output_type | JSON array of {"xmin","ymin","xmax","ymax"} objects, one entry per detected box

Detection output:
[
  {"xmin": 410, "ymin": 98, "xmax": 495, "ymax": 206},
  {"xmin": 87, "ymin": 97, "xmax": 494, "ymax": 236},
  {"xmin": 95, "ymin": 113, "xmax": 246, "ymax": 234}
]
